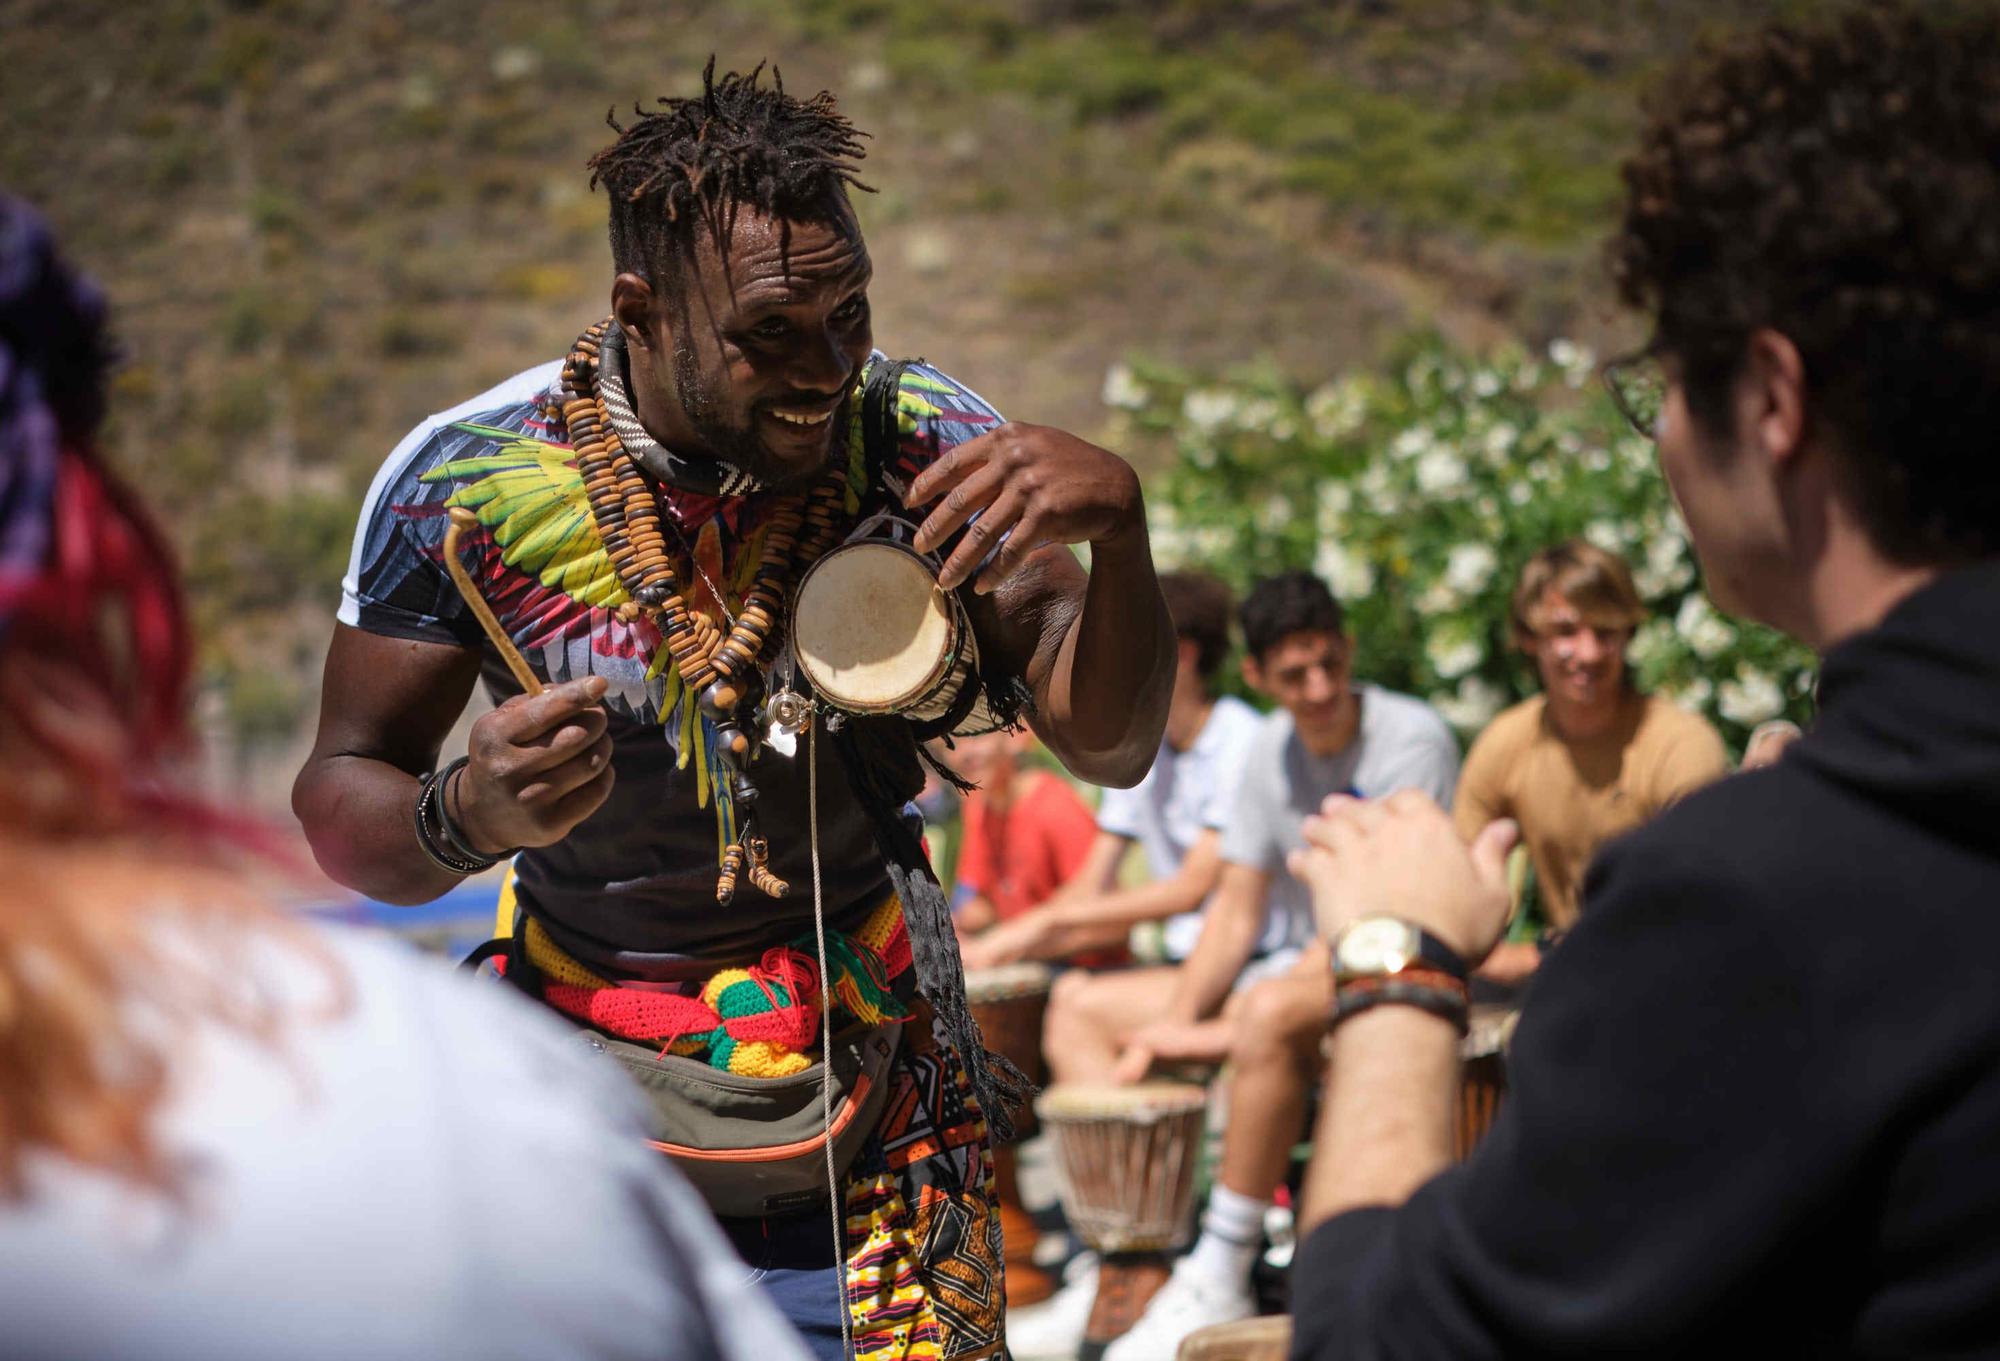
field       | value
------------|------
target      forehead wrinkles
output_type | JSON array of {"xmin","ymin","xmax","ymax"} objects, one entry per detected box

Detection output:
[{"xmin": 697, "ymin": 212, "xmax": 869, "ymax": 310}]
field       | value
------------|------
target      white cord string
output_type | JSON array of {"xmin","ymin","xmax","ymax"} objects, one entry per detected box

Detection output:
[{"xmin": 809, "ymin": 721, "xmax": 855, "ymax": 1361}]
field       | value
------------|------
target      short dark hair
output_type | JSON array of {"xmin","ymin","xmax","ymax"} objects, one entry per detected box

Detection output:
[
  {"xmin": 1609, "ymin": 4, "xmax": 2000, "ymax": 566},
  {"xmin": 1159, "ymin": 571, "xmax": 1235, "ymax": 683},
  {"xmin": 587, "ymin": 59, "xmax": 872, "ymax": 295},
  {"xmin": 1241, "ymin": 570, "xmax": 1344, "ymax": 662}
]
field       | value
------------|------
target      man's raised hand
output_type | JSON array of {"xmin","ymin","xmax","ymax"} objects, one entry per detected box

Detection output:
[{"xmin": 905, "ymin": 423, "xmax": 1146, "ymax": 596}]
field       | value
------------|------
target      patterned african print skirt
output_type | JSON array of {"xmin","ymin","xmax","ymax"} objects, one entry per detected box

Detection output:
[{"xmin": 839, "ymin": 1016, "xmax": 1007, "ymax": 1361}]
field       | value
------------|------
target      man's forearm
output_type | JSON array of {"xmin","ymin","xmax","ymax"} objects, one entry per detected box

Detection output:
[
  {"xmin": 1167, "ymin": 906, "xmax": 1260, "ymax": 1022},
  {"xmin": 295, "ymin": 753, "xmax": 468, "ymax": 905},
  {"xmin": 1044, "ymin": 527, "xmax": 1173, "ymax": 787},
  {"xmin": 1297, "ymin": 1006, "xmax": 1460, "ymax": 1235},
  {"xmin": 1053, "ymin": 870, "xmax": 1208, "ymax": 935}
]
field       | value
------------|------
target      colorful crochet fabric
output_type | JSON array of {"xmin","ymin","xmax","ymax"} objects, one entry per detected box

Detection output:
[{"xmin": 526, "ymin": 894, "xmax": 915, "ymax": 1078}]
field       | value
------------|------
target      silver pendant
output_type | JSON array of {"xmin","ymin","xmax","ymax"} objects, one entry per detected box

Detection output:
[{"xmin": 762, "ymin": 688, "xmax": 811, "ymax": 757}]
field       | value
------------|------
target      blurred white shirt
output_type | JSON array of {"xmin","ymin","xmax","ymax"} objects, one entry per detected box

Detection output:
[
  {"xmin": 1096, "ymin": 693, "xmax": 1263, "ymax": 960},
  {"xmin": 0, "ymin": 923, "xmax": 811, "ymax": 1361}
]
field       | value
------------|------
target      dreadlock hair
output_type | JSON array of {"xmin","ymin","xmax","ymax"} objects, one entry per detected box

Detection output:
[{"xmin": 587, "ymin": 58, "xmax": 874, "ymax": 298}]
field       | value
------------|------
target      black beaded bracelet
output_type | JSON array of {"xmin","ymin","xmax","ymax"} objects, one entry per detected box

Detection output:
[
  {"xmin": 413, "ymin": 759, "xmax": 499, "ymax": 876},
  {"xmin": 1329, "ymin": 980, "xmax": 1471, "ymax": 1036}
]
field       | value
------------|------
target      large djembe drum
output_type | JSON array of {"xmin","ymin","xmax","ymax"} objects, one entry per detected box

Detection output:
[
  {"xmin": 1037, "ymin": 1082, "xmax": 1210, "ymax": 1361},
  {"xmin": 965, "ymin": 963, "xmax": 1056, "ymax": 1305},
  {"xmin": 1456, "ymin": 1004, "xmax": 1519, "ymax": 1159}
]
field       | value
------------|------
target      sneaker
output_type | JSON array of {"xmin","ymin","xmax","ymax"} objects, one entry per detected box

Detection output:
[
  {"xmin": 1100, "ymin": 1256, "xmax": 1256, "ymax": 1361},
  {"xmin": 1006, "ymin": 1252, "xmax": 1099, "ymax": 1360}
]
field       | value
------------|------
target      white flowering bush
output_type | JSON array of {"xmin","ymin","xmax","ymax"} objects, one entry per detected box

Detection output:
[{"xmin": 1110, "ymin": 337, "xmax": 1817, "ymax": 750}]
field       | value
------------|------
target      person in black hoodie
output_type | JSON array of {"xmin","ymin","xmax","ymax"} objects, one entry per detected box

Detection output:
[{"xmin": 1285, "ymin": 7, "xmax": 2000, "ymax": 1358}]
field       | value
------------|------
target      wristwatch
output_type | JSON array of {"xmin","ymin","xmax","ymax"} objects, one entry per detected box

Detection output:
[{"xmin": 1329, "ymin": 916, "xmax": 1469, "ymax": 984}]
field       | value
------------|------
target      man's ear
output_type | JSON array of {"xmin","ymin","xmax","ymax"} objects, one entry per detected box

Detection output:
[
  {"xmin": 611, "ymin": 273, "xmax": 658, "ymax": 356},
  {"xmin": 1745, "ymin": 327, "xmax": 1808, "ymax": 470},
  {"xmin": 1241, "ymin": 652, "xmax": 1268, "ymax": 697}
]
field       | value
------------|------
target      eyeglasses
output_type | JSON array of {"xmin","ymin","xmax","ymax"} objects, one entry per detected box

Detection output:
[{"xmin": 1602, "ymin": 349, "xmax": 1665, "ymax": 440}]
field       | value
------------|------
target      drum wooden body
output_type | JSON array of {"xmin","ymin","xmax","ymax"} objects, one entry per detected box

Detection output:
[
  {"xmin": 1456, "ymin": 1004, "xmax": 1518, "ymax": 1159},
  {"xmin": 793, "ymin": 540, "xmax": 976, "ymax": 724},
  {"xmin": 1037, "ymin": 1082, "xmax": 1208, "ymax": 1253},
  {"xmin": 964, "ymin": 963, "xmax": 1053, "ymax": 1142},
  {"xmin": 1039, "ymin": 1083, "xmax": 1210, "ymax": 1357}
]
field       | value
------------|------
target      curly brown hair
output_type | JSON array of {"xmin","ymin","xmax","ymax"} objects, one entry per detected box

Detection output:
[{"xmin": 1609, "ymin": 3, "xmax": 2000, "ymax": 566}]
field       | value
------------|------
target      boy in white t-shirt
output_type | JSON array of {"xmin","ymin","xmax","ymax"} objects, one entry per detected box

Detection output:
[
  {"xmin": 960, "ymin": 571, "xmax": 1259, "ymax": 972},
  {"xmin": 1097, "ymin": 573, "xmax": 1459, "ymax": 1361}
]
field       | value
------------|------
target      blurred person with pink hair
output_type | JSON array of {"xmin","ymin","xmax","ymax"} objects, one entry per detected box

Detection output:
[{"xmin": 0, "ymin": 195, "xmax": 810, "ymax": 1361}]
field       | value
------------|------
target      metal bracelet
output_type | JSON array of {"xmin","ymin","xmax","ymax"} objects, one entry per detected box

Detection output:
[
  {"xmin": 413, "ymin": 761, "xmax": 492, "ymax": 877},
  {"xmin": 432, "ymin": 756, "xmax": 515, "ymax": 868}
]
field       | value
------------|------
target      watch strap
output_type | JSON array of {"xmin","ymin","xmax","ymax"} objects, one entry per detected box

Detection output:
[{"xmin": 1414, "ymin": 927, "xmax": 1470, "ymax": 982}]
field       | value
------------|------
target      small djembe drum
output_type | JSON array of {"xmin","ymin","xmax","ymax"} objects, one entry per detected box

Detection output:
[
  {"xmin": 793, "ymin": 533, "xmax": 996, "ymax": 730},
  {"xmin": 1456, "ymin": 1004, "xmax": 1519, "ymax": 1160},
  {"xmin": 1037, "ymin": 1082, "xmax": 1210, "ymax": 1361},
  {"xmin": 965, "ymin": 962, "xmax": 1056, "ymax": 1305}
]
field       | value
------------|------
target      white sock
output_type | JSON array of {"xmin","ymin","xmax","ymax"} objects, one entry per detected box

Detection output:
[{"xmin": 1184, "ymin": 1185, "xmax": 1268, "ymax": 1284}]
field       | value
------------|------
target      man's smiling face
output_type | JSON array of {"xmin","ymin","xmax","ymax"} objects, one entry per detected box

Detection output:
[{"xmin": 620, "ymin": 199, "xmax": 875, "ymax": 488}]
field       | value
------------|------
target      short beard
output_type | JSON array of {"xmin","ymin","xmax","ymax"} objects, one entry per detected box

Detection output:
[{"xmin": 670, "ymin": 342, "xmax": 833, "ymax": 491}]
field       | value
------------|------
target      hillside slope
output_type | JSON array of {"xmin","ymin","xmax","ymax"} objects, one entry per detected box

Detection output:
[{"xmin": 3, "ymin": 0, "xmax": 1811, "ymax": 802}]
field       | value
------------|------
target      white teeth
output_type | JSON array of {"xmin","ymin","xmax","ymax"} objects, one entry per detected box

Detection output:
[{"xmin": 771, "ymin": 408, "xmax": 831, "ymax": 426}]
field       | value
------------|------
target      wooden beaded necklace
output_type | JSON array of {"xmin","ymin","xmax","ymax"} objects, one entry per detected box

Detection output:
[{"xmin": 558, "ymin": 316, "xmax": 852, "ymax": 903}]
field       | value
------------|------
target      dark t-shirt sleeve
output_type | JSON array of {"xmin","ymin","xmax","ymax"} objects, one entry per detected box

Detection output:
[{"xmin": 1290, "ymin": 825, "xmax": 1829, "ymax": 1360}]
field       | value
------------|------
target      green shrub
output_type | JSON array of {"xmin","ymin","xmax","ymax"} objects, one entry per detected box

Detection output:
[{"xmin": 1116, "ymin": 334, "xmax": 1817, "ymax": 751}]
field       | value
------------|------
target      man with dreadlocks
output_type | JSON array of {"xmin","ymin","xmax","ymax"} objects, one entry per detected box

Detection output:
[{"xmin": 295, "ymin": 62, "xmax": 1172, "ymax": 1361}]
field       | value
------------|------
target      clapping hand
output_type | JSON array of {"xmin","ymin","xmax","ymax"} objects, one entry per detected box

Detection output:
[{"xmin": 1289, "ymin": 790, "xmax": 1519, "ymax": 965}]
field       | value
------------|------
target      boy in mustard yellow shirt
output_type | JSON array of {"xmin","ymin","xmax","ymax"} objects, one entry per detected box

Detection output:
[{"xmin": 1461, "ymin": 540, "xmax": 1727, "ymax": 981}]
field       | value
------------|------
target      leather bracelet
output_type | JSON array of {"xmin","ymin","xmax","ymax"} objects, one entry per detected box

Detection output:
[
  {"xmin": 1330, "ymin": 976, "xmax": 1470, "ymax": 1035},
  {"xmin": 434, "ymin": 756, "xmax": 517, "ymax": 867},
  {"xmin": 413, "ymin": 760, "xmax": 497, "ymax": 876}
]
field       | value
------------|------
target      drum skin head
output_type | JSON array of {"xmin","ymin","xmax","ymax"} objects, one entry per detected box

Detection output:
[
  {"xmin": 796, "ymin": 543, "xmax": 955, "ymax": 712},
  {"xmin": 964, "ymin": 962, "xmax": 1055, "ymax": 1003},
  {"xmin": 1035, "ymin": 1081, "xmax": 1209, "ymax": 1121}
]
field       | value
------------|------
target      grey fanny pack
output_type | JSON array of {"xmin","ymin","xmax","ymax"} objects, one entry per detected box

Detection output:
[{"xmin": 580, "ymin": 1020, "xmax": 904, "ymax": 1218}]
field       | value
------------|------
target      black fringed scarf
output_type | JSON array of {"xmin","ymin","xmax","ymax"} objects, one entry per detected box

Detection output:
[{"xmin": 831, "ymin": 713, "xmax": 1034, "ymax": 1144}]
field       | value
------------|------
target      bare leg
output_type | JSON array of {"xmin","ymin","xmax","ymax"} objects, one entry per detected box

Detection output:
[
  {"xmin": 1043, "ymin": 966, "xmax": 1181, "ymax": 1084},
  {"xmin": 1215, "ymin": 967, "xmax": 1333, "ymax": 1199}
]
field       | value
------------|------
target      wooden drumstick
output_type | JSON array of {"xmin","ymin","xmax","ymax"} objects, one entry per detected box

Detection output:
[{"xmin": 443, "ymin": 507, "xmax": 544, "ymax": 697}]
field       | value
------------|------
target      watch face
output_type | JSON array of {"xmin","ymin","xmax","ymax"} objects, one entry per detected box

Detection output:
[{"xmin": 1338, "ymin": 917, "xmax": 1416, "ymax": 975}]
